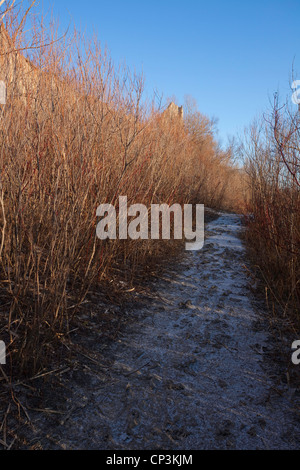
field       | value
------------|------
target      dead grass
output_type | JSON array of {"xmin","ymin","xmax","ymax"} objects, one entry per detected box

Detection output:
[
  {"xmin": 242, "ymin": 95, "xmax": 300, "ymax": 332},
  {"xmin": 0, "ymin": 2, "xmax": 244, "ymax": 377}
]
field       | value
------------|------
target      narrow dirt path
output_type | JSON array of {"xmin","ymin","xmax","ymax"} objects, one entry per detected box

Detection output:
[{"xmin": 24, "ymin": 212, "xmax": 300, "ymax": 449}]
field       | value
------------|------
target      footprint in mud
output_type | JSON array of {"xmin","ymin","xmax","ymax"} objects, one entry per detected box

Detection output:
[
  {"xmin": 203, "ymin": 242, "xmax": 214, "ymax": 251},
  {"xmin": 216, "ymin": 419, "xmax": 235, "ymax": 438},
  {"xmin": 228, "ymin": 296, "xmax": 243, "ymax": 303},
  {"xmin": 178, "ymin": 359, "xmax": 199, "ymax": 376},
  {"xmin": 165, "ymin": 379, "xmax": 185, "ymax": 391},
  {"xmin": 218, "ymin": 379, "xmax": 228, "ymax": 389},
  {"xmin": 178, "ymin": 300, "xmax": 192, "ymax": 309},
  {"xmin": 211, "ymin": 333, "xmax": 233, "ymax": 349},
  {"xmin": 221, "ymin": 290, "xmax": 233, "ymax": 297},
  {"xmin": 164, "ymin": 425, "xmax": 191, "ymax": 442},
  {"xmin": 209, "ymin": 285, "xmax": 218, "ymax": 292}
]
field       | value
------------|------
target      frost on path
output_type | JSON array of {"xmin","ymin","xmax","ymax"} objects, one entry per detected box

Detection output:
[{"xmin": 36, "ymin": 213, "xmax": 300, "ymax": 449}]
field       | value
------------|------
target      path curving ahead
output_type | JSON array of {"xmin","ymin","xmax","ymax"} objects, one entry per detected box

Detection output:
[{"xmin": 34, "ymin": 212, "xmax": 300, "ymax": 450}]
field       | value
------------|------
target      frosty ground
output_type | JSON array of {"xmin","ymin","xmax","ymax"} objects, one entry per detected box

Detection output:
[{"xmin": 13, "ymin": 211, "xmax": 300, "ymax": 450}]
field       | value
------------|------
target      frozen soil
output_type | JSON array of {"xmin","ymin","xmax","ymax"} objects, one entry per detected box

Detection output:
[{"xmin": 11, "ymin": 212, "xmax": 300, "ymax": 449}]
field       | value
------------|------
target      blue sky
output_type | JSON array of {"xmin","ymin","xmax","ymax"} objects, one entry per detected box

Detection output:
[{"xmin": 36, "ymin": 0, "xmax": 300, "ymax": 147}]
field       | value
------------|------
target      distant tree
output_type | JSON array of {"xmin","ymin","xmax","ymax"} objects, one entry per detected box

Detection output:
[{"xmin": 183, "ymin": 94, "xmax": 218, "ymax": 153}]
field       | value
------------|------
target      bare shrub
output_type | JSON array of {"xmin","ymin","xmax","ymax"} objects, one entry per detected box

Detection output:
[
  {"xmin": 0, "ymin": 2, "xmax": 244, "ymax": 374},
  {"xmin": 243, "ymin": 94, "xmax": 300, "ymax": 328}
]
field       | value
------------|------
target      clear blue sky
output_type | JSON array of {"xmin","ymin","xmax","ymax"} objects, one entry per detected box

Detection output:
[{"xmin": 37, "ymin": 0, "xmax": 300, "ymax": 147}]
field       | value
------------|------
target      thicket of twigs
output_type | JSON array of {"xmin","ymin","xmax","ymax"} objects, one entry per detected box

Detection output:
[
  {"xmin": 0, "ymin": 2, "xmax": 243, "ymax": 374},
  {"xmin": 243, "ymin": 95, "xmax": 300, "ymax": 331}
]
